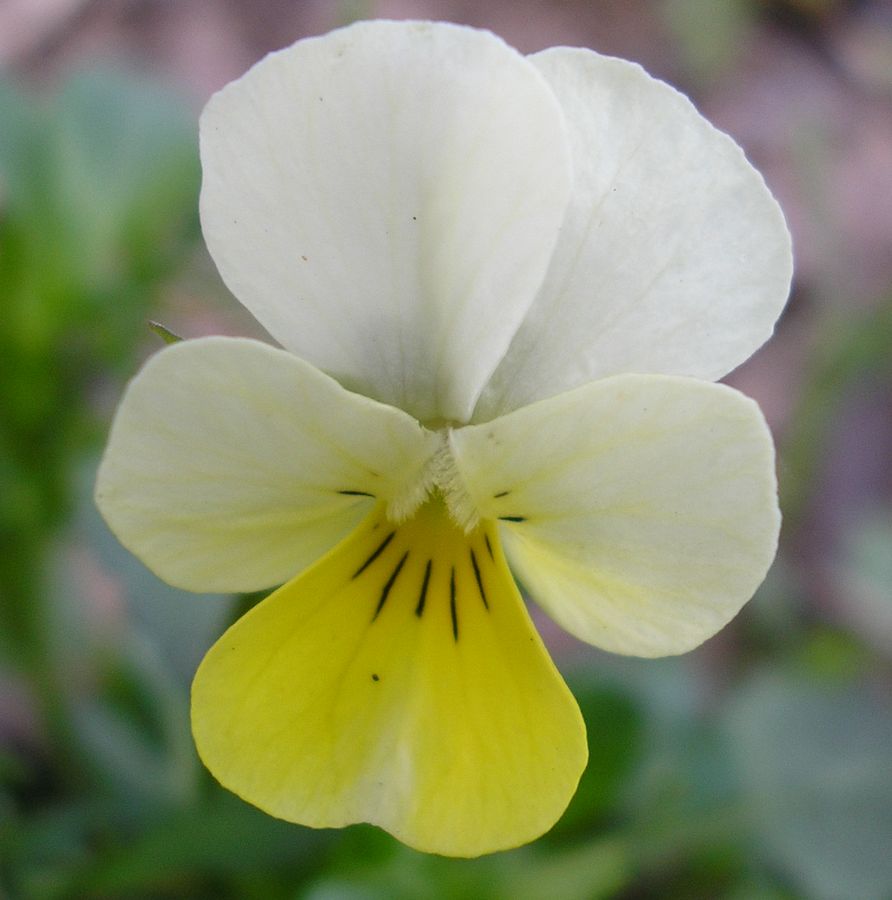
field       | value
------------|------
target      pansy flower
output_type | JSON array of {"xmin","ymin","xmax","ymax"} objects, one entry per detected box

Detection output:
[{"xmin": 96, "ymin": 20, "xmax": 792, "ymax": 856}]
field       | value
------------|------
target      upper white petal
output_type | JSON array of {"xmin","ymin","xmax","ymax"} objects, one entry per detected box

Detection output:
[
  {"xmin": 200, "ymin": 20, "xmax": 571, "ymax": 424},
  {"xmin": 451, "ymin": 374, "xmax": 780, "ymax": 657},
  {"xmin": 474, "ymin": 48, "xmax": 793, "ymax": 420},
  {"xmin": 95, "ymin": 337, "xmax": 438, "ymax": 593}
]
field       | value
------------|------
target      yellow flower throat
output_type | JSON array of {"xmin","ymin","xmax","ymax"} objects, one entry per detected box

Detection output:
[{"xmin": 349, "ymin": 497, "xmax": 500, "ymax": 643}]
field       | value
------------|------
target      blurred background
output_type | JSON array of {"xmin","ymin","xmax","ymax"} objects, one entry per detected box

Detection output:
[{"xmin": 1, "ymin": 1, "xmax": 891, "ymax": 898}]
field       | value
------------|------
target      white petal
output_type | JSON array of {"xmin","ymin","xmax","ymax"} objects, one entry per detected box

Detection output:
[
  {"xmin": 474, "ymin": 48, "xmax": 793, "ymax": 420},
  {"xmin": 95, "ymin": 338, "xmax": 438, "ymax": 593},
  {"xmin": 200, "ymin": 21, "xmax": 571, "ymax": 424},
  {"xmin": 451, "ymin": 375, "xmax": 780, "ymax": 657}
]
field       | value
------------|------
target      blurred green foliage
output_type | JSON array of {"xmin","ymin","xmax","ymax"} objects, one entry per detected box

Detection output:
[
  {"xmin": 0, "ymin": 67, "xmax": 203, "ymax": 898},
  {"xmin": 0, "ymin": 69, "xmax": 199, "ymax": 668},
  {"xmin": 1, "ymin": 41, "xmax": 892, "ymax": 900}
]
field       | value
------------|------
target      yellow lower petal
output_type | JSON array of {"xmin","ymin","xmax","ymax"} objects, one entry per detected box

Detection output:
[{"xmin": 191, "ymin": 498, "xmax": 586, "ymax": 857}]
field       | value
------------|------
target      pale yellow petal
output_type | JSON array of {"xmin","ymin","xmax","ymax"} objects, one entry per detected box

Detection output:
[
  {"xmin": 96, "ymin": 337, "xmax": 438, "ymax": 593},
  {"xmin": 451, "ymin": 374, "xmax": 780, "ymax": 656}
]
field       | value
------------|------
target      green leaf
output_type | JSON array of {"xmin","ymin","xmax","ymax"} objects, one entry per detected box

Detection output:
[
  {"xmin": 548, "ymin": 680, "xmax": 643, "ymax": 837},
  {"xmin": 0, "ymin": 79, "xmax": 41, "ymax": 213},
  {"xmin": 835, "ymin": 514, "xmax": 892, "ymax": 655},
  {"xmin": 44, "ymin": 68, "xmax": 199, "ymax": 289},
  {"xmin": 69, "ymin": 791, "xmax": 330, "ymax": 897},
  {"xmin": 0, "ymin": 68, "xmax": 200, "ymax": 372},
  {"xmin": 305, "ymin": 833, "xmax": 629, "ymax": 900},
  {"xmin": 724, "ymin": 672, "xmax": 892, "ymax": 900},
  {"xmin": 67, "ymin": 636, "xmax": 198, "ymax": 812}
]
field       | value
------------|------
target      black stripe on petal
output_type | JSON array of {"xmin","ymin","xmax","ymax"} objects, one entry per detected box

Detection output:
[
  {"xmin": 353, "ymin": 532, "xmax": 395, "ymax": 579},
  {"xmin": 470, "ymin": 549, "xmax": 488, "ymax": 610},
  {"xmin": 450, "ymin": 567, "xmax": 459, "ymax": 642},
  {"xmin": 372, "ymin": 551, "xmax": 409, "ymax": 621},
  {"xmin": 415, "ymin": 560, "xmax": 433, "ymax": 618}
]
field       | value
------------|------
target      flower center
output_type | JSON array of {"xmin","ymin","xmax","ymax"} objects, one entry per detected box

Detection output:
[{"xmin": 387, "ymin": 429, "xmax": 480, "ymax": 532}]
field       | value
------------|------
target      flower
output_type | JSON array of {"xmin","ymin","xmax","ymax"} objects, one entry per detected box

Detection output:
[{"xmin": 95, "ymin": 20, "xmax": 792, "ymax": 857}]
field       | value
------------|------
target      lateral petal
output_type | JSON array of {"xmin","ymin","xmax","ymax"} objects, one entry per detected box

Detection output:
[
  {"xmin": 200, "ymin": 20, "xmax": 571, "ymax": 424},
  {"xmin": 95, "ymin": 337, "xmax": 437, "ymax": 593},
  {"xmin": 452, "ymin": 375, "xmax": 780, "ymax": 656},
  {"xmin": 192, "ymin": 501, "xmax": 586, "ymax": 856},
  {"xmin": 475, "ymin": 48, "xmax": 792, "ymax": 420}
]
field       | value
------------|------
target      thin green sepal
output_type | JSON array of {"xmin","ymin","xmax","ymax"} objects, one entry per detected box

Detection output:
[{"xmin": 149, "ymin": 320, "xmax": 183, "ymax": 345}]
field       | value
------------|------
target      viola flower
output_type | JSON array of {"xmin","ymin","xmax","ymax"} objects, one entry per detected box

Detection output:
[{"xmin": 96, "ymin": 20, "xmax": 792, "ymax": 856}]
